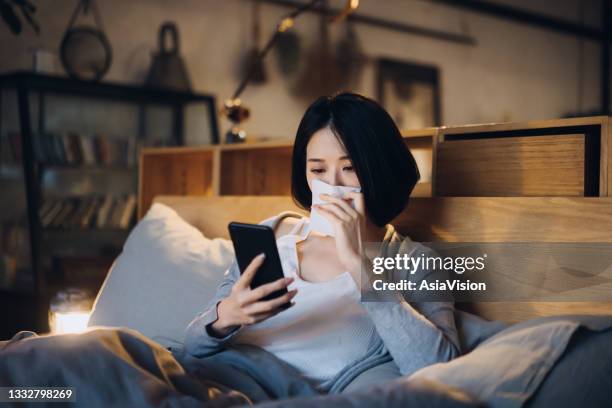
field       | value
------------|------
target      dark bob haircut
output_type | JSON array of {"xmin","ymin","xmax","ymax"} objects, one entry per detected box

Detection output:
[{"xmin": 291, "ymin": 92, "xmax": 420, "ymax": 227}]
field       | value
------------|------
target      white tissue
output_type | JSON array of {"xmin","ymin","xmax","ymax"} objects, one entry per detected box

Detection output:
[{"xmin": 309, "ymin": 179, "xmax": 361, "ymax": 237}]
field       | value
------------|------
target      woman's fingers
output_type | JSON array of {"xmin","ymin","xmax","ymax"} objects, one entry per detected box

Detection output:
[
  {"xmin": 315, "ymin": 204, "xmax": 344, "ymax": 226},
  {"xmin": 241, "ymin": 276, "xmax": 294, "ymax": 305},
  {"xmin": 235, "ymin": 253, "xmax": 266, "ymax": 290},
  {"xmin": 343, "ymin": 191, "xmax": 365, "ymax": 217},
  {"xmin": 318, "ymin": 194, "xmax": 358, "ymax": 218},
  {"xmin": 243, "ymin": 289, "xmax": 298, "ymax": 315},
  {"xmin": 248, "ymin": 304, "xmax": 295, "ymax": 324},
  {"xmin": 315, "ymin": 202, "xmax": 352, "ymax": 222}
]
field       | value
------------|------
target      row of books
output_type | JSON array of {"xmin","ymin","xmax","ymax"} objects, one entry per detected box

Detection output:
[
  {"xmin": 1, "ymin": 132, "xmax": 140, "ymax": 167},
  {"xmin": 39, "ymin": 195, "xmax": 137, "ymax": 230},
  {"xmin": 33, "ymin": 132, "xmax": 138, "ymax": 167}
]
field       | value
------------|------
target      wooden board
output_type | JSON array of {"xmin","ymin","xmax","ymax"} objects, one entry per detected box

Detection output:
[
  {"xmin": 437, "ymin": 115, "xmax": 611, "ymax": 196},
  {"xmin": 220, "ymin": 147, "xmax": 293, "ymax": 195},
  {"xmin": 153, "ymin": 195, "xmax": 612, "ymax": 324},
  {"xmin": 138, "ymin": 149, "xmax": 215, "ymax": 218},
  {"xmin": 436, "ymin": 134, "xmax": 585, "ymax": 196}
]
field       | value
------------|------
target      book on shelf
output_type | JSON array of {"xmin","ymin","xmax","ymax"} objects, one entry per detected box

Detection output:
[
  {"xmin": 50, "ymin": 200, "xmax": 75, "ymax": 228},
  {"xmin": 67, "ymin": 133, "xmax": 84, "ymax": 165},
  {"xmin": 38, "ymin": 199, "xmax": 57, "ymax": 222},
  {"xmin": 65, "ymin": 198, "xmax": 91, "ymax": 228},
  {"xmin": 107, "ymin": 196, "xmax": 122, "ymax": 229},
  {"xmin": 93, "ymin": 136, "xmax": 110, "ymax": 165},
  {"xmin": 40, "ymin": 200, "xmax": 64, "ymax": 228},
  {"xmin": 80, "ymin": 137, "xmax": 96, "ymax": 165},
  {"xmin": 119, "ymin": 195, "xmax": 137, "ymax": 229},
  {"xmin": 80, "ymin": 197, "xmax": 101, "ymax": 229},
  {"xmin": 96, "ymin": 195, "xmax": 115, "ymax": 229},
  {"xmin": 39, "ymin": 194, "xmax": 136, "ymax": 231}
]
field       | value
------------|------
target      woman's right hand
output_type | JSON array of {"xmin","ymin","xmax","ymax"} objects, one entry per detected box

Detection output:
[{"xmin": 210, "ymin": 253, "xmax": 297, "ymax": 338}]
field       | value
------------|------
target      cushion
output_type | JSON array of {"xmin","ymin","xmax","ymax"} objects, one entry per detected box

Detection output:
[
  {"xmin": 88, "ymin": 203, "xmax": 234, "ymax": 348},
  {"xmin": 409, "ymin": 315, "xmax": 612, "ymax": 408}
]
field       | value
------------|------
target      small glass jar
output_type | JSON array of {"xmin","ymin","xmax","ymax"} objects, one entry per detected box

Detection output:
[{"xmin": 49, "ymin": 288, "xmax": 93, "ymax": 334}]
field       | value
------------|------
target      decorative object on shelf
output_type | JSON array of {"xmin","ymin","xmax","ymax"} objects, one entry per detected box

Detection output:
[
  {"xmin": 222, "ymin": 0, "xmax": 359, "ymax": 144},
  {"xmin": 241, "ymin": 0, "xmax": 267, "ymax": 85},
  {"xmin": 60, "ymin": 0, "xmax": 112, "ymax": 82},
  {"xmin": 0, "ymin": 0, "xmax": 39, "ymax": 35},
  {"xmin": 377, "ymin": 58, "xmax": 441, "ymax": 130},
  {"xmin": 274, "ymin": 29, "xmax": 301, "ymax": 77},
  {"xmin": 30, "ymin": 47, "xmax": 57, "ymax": 74},
  {"xmin": 335, "ymin": 19, "xmax": 366, "ymax": 89},
  {"xmin": 48, "ymin": 287, "xmax": 93, "ymax": 334},
  {"xmin": 145, "ymin": 22, "xmax": 192, "ymax": 91},
  {"xmin": 292, "ymin": 0, "xmax": 343, "ymax": 101}
]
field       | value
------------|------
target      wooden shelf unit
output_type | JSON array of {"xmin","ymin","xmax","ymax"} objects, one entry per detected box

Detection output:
[
  {"xmin": 433, "ymin": 116, "xmax": 611, "ymax": 197},
  {"xmin": 139, "ymin": 131, "xmax": 435, "ymax": 218},
  {"xmin": 139, "ymin": 116, "xmax": 612, "ymax": 218}
]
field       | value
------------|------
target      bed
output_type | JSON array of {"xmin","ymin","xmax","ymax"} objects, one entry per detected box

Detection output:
[{"xmin": 2, "ymin": 194, "xmax": 612, "ymax": 408}]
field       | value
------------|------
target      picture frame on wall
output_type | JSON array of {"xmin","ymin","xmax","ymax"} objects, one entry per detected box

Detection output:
[{"xmin": 376, "ymin": 58, "xmax": 441, "ymax": 130}]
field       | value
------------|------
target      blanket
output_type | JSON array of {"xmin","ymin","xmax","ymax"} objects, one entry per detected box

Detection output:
[{"xmin": 0, "ymin": 327, "xmax": 477, "ymax": 408}]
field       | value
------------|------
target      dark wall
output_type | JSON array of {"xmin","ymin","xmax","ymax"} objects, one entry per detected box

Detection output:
[{"xmin": 0, "ymin": 291, "xmax": 50, "ymax": 339}]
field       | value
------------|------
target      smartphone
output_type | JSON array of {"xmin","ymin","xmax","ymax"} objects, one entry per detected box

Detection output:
[{"xmin": 228, "ymin": 222, "xmax": 288, "ymax": 302}]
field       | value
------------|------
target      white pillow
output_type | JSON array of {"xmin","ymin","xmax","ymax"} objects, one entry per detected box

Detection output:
[{"xmin": 88, "ymin": 203, "xmax": 234, "ymax": 348}]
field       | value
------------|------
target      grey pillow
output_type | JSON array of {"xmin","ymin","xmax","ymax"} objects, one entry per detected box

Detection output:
[
  {"xmin": 409, "ymin": 315, "xmax": 612, "ymax": 408},
  {"xmin": 88, "ymin": 203, "xmax": 234, "ymax": 348}
]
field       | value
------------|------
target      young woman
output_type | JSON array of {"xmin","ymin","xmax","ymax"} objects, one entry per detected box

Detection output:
[{"xmin": 185, "ymin": 93, "xmax": 459, "ymax": 393}]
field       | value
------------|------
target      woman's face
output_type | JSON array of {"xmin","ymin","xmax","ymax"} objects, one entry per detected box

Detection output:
[{"xmin": 305, "ymin": 126, "xmax": 360, "ymax": 190}]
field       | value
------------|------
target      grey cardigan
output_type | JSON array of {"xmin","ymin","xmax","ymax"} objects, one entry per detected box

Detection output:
[{"xmin": 184, "ymin": 212, "xmax": 461, "ymax": 393}]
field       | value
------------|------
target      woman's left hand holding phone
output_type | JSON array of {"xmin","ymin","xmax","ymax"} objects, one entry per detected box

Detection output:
[{"xmin": 209, "ymin": 253, "xmax": 297, "ymax": 338}]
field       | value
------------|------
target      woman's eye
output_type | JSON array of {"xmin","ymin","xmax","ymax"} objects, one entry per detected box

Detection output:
[
  {"xmin": 343, "ymin": 166, "xmax": 354, "ymax": 172},
  {"xmin": 310, "ymin": 168, "xmax": 325, "ymax": 174}
]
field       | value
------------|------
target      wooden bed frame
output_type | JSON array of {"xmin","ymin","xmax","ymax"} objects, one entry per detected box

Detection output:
[{"xmin": 153, "ymin": 195, "xmax": 612, "ymax": 324}]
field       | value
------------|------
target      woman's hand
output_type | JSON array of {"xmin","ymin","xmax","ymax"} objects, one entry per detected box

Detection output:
[
  {"xmin": 210, "ymin": 253, "xmax": 297, "ymax": 338},
  {"xmin": 313, "ymin": 192, "xmax": 366, "ymax": 277}
]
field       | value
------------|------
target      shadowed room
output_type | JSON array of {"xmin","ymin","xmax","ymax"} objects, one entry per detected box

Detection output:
[{"xmin": 1, "ymin": 1, "xmax": 612, "ymax": 407}]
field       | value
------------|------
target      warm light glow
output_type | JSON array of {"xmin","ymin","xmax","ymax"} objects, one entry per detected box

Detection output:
[
  {"xmin": 330, "ymin": 0, "xmax": 359, "ymax": 23},
  {"xmin": 50, "ymin": 311, "xmax": 91, "ymax": 334},
  {"xmin": 278, "ymin": 17, "xmax": 294, "ymax": 32}
]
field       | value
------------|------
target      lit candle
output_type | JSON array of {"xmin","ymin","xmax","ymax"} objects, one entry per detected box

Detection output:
[{"xmin": 49, "ymin": 288, "xmax": 93, "ymax": 334}]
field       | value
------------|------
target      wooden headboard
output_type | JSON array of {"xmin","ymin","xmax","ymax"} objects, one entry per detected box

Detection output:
[{"xmin": 154, "ymin": 195, "xmax": 612, "ymax": 324}]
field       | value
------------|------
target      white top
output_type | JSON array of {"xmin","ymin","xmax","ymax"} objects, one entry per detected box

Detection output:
[{"xmin": 232, "ymin": 217, "xmax": 379, "ymax": 383}]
